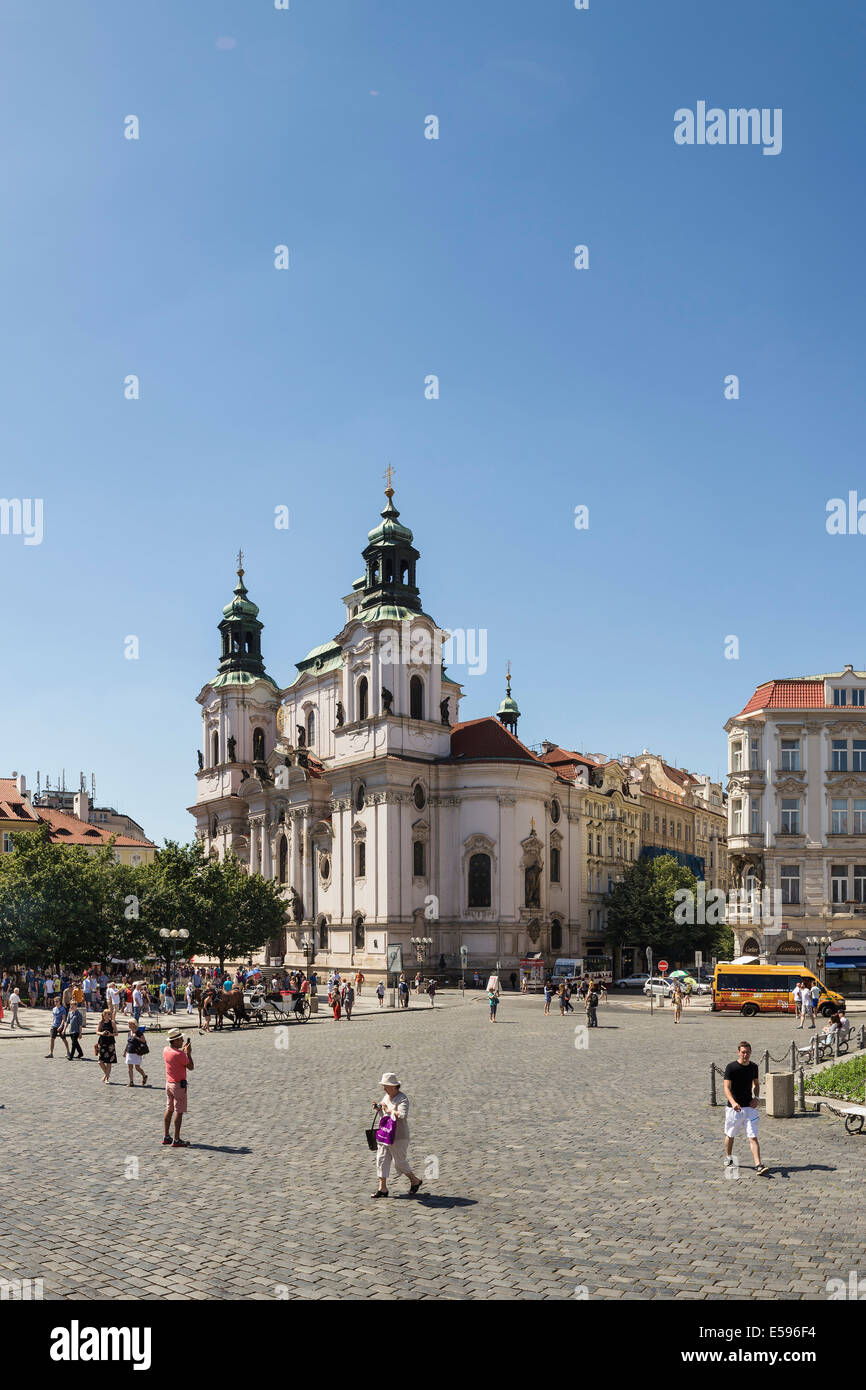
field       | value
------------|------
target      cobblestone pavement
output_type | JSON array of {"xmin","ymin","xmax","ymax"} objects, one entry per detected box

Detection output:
[{"xmin": 1, "ymin": 992, "xmax": 863, "ymax": 1301}]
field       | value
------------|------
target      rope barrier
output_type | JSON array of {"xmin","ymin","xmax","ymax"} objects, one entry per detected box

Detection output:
[{"xmin": 709, "ymin": 1025, "xmax": 866, "ymax": 1105}]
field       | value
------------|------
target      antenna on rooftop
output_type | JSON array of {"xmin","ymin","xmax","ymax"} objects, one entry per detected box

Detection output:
[{"xmin": 91, "ymin": 773, "xmax": 96, "ymax": 800}]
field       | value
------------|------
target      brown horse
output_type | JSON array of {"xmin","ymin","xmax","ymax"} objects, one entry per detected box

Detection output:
[{"xmin": 200, "ymin": 986, "xmax": 249, "ymax": 1030}]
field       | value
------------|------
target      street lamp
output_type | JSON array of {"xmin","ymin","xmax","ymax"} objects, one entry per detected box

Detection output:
[
  {"xmin": 158, "ymin": 929, "xmax": 189, "ymax": 1013},
  {"xmin": 411, "ymin": 937, "xmax": 432, "ymax": 990},
  {"xmin": 301, "ymin": 933, "xmax": 313, "ymax": 979}
]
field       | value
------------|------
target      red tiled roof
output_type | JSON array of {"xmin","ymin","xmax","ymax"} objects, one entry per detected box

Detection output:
[
  {"xmin": 0, "ymin": 779, "xmax": 41, "ymax": 824},
  {"xmin": 32, "ymin": 804, "xmax": 154, "ymax": 848},
  {"xmin": 446, "ymin": 718, "xmax": 543, "ymax": 765},
  {"xmin": 661, "ymin": 763, "xmax": 698, "ymax": 788},
  {"xmin": 539, "ymin": 746, "xmax": 598, "ymax": 770},
  {"xmin": 738, "ymin": 680, "xmax": 828, "ymax": 717}
]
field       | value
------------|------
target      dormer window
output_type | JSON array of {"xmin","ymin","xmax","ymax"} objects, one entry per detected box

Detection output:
[{"xmin": 834, "ymin": 688, "xmax": 848, "ymax": 706}]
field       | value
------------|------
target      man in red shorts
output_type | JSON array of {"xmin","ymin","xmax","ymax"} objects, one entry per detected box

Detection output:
[{"xmin": 162, "ymin": 1027, "xmax": 194, "ymax": 1148}]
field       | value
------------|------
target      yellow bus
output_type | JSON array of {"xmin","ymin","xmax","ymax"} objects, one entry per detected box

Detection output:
[{"xmin": 712, "ymin": 963, "xmax": 845, "ymax": 1018}]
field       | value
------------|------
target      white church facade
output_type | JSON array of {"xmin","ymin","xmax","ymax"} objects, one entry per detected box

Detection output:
[{"xmin": 189, "ymin": 485, "xmax": 594, "ymax": 978}]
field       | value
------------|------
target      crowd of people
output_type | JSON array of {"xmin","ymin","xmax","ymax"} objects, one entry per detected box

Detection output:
[{"xmin": 542, "ymin": 976, "xmax": 605, "ymax": 1024}]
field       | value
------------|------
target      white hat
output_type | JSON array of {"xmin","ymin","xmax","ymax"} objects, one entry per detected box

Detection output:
[{"xmin": 380, "ymin": 1072, "xmax": 400, "ymax": 1087}]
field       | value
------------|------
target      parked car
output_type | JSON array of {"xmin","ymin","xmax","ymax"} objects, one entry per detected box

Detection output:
[
  {"xmin": 643, "ymin": 976, "xmax": 674, "ymax": 998},
  {"xmin": 687, "ymin": 980, "xmax": 712, "ymax": 996},
  {"xmin": 614, "ymin": 973, "xmax": 650, "ymax": 990}
]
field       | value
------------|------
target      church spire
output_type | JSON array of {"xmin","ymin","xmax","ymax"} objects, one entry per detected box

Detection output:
[
  {"xmin": 217, "ymin": 553, "xmax": 268, "ymax": 679},
  {"xmin": 359, "ymin": 470, "xmax": 422, "ymax": 614},
  {"xmin": 497, "ymin": 661, "xmax": 521, "ymax": 735}
]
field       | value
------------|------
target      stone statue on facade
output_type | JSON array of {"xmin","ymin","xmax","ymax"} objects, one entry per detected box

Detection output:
[
  {"xmin": 227, "ymin": 735, "xmax": 237, "ymax": 762},
  {"xmin": 440, "ymin": 697, "xmax": 450, "ymax": 726},
  {"xmin": 336, "ymin": 701, "xmax": 345, "ymax": 727},
  {"xmin": 296, "ymin": 725, "xmax": 306, "ymax": 748},
  {"xmin": 382, "ymin": 687, "xmax": 393, "ymax": 713},
  {"xmin": 197, "ymin": 750, "xmax": 203, "ymax": 770}
]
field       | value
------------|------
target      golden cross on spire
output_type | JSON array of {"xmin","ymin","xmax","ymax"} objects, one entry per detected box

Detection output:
[
  {"xmin": 236, "ymin": 548, "xmax": 244, "ymax": 577},
  {"xmin": 506, "ymin": 659, "xmax": 512, "ymax": 693},
  {"xmin": 384, "ymin": 463, "xmax": 395, "ymax": 497}
]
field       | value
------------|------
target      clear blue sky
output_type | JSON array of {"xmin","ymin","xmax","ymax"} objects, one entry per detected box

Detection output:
[{"xmin": 4, "ymin": 0, "xmax": 865, "ymax": 843}]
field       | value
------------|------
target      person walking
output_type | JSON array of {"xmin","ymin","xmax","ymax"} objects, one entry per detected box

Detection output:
[
  {"xmin": 543, "ymin": 980, "xmax": 552, "ymax": 1015},
  {"xmin": 46, "ymin": 1001, "xmax": 69, "ymax": 1058},
  {"xmin": 162, "ymin": 1028, "xmax": 193, "ymax": 1148},
  {"xmin": 132, "ymin": 984, "xmax": 143, "ymax": 1024},
  {"xmin": 801, "ymin": 983, "xmax": 815, "ymax": 1030},
  {"xmin": 810, "ymin": 981, "xmax": 821, "ymax": 1021},
  {"xmin": 185, "ymin": 981, "xmax": 194, "ymax": 1014},
  {"xmin": 681, "ymin": 978, "xmax": 690, "ymax": 1007},
  {"xmin": 344, "ymin": 981, "xmax": 355, "ymax": 1021},
  {"xmin": 585, "ymin": 983, "xmax": 599, "ymax": 1028},
  {"xmin": 414, "ymin": 971, "xmax": 421, "ymax": 994},
  {"xmin": 67, "ymin": 1005, "xmax": 85, "ymax": 1059},
  {"xmin": 123, "ymin": 1021, "xmax": 149, "ymax": 1086},
  {"xmin": 426, "ymin": 978, "xmax": 437, "ymax": 1007},
  {"xmin": 8, "ymin": 986, "xmax": 22, "ymax": 1029},
  {"xmin": 723, "ymin": 1040, "xmax": 769, "ymax": 1177},
  {"xmin": 510, "ymin": 971, "xmax": 518, "ymax": 992},
  {"xmin": 557, "ymin": 983, "xmax": 567, "ymax": 1017},
  {"xmin": 83, "ymin": 974, "xmax": 93, "ymax": 1013},
  {"xmin": 792, "ymin": 981, "xmax": 803, "ymax": 1024},
  {"xmin": 95, "ymin": 1008, "xmax": 118, "ymax": 1083},
  {"xmin": 332, "ymin": 985, "xmax": 342, "ymax": 1022},
  {"xmin": 355, "ymin": 970, "xmax": 364, "ymax": 997},
  {"xmin": 487, "ymin": 982, "xmax": 500, "ymax": 1021},
  {"xmin": 106, "ymin": 981, "xmax": 120, "ymax": 1021},
  {"xmin": 44, "ymin": 974, "xmax": 55, "ymax": 1010},
  {"xmin": 164, "ymin": 982, "xmax": 176, "ymax": 1015},
  {"xmin": 671, "ymin": 982, "xmax": 683, "ymax": 1024},
  {"xmin": 398, "ymin": 975, "xmax": 409, "ymax": 1010},
  {"xmin": 376, "ymin": 981, "xmax": 385, "ymax": 1009},
  {"xmin": 370, "ymin": 1072, "xmax": 423, "ymax": 1199}
]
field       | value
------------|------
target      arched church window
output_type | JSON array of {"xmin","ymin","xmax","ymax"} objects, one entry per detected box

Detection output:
[
  {"xmin": 354, "ymin": 914, "xmax": 365, "ymax": 949},
  {"xmin": 211, "ymin": 732, "xmax": 219, "ymax": 766},
  {"xmin": 278, "ymin": 835, "xmax": 288, "ymax": 884},
  {"xmin": 318, "ymin": 917, "xmax": 328, "ymax": 950},
  {"xmin": 413, "ymin": 840, "xmax": 426, "ymax": 877},
  {"xmin": 253, "ymin": 727, "xmax": 265, "ymax": 761},
  {"xmin": 413, "ymin": 784, "xmax": 426, "ymax": 810},
  {"xmin": 222, "ymin": 632, "xmax": 229, "ymax": 657},
  {"xmin": 306, "ymin": 709, "xmax": 316, "ymax": 747},
  {"xmin": 551, "ymin": 919, "xmax": 563, "ymax": 951},
  {"xmin": 410, "ymin": 675, "xmax": 424, "ymax": 721},
  {"xmin": 550, "ymin": 848, "xmax": 561, "ymax": 884},
  {"xmin": 468, "ymin": 853, "xmax": 491, "ymax": 908},
  {"xmin": 384, "ymin": 558, "xmax": 394, "ymax": 583},
  {"xmin": 355, "ymin": 783, "xmax": 366, "ymax": 812},
  {"xmin": 358, "ymin": 678, "xmax": 368, "ymax": 721},
  {"xmin": 355, "ymin": 841, "xmax": 366, "ymax": 877}
]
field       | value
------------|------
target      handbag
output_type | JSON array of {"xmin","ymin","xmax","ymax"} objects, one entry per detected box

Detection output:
[{"xmin": 376, "ymin": 1114, "xmax": 397, "ymax": 1147}]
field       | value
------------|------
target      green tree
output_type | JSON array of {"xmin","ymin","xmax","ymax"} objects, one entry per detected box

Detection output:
[
  {"xmin": 0, "ymin": 824, "xmax": 132, "ymax": 969},
  {"xmin": 195, "ymin": 852, "xmax": 287, "ymax": 974},
  {"xmin": 136, "ymin": 842, "xmax": 287, "ymax": 976},
  {"xmin": 604, "ymin": 854, "xmax": 726, "ymax": 967}
]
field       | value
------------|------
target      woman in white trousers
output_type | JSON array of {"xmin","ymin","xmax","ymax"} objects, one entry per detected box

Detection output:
[{"xmin": 371, "ymin": 1072, "xmax": 423, "ymax": 1198}]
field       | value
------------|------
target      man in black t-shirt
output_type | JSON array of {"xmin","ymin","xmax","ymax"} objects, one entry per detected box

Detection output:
[{"xmin": 722, "ymin": 1041, "xmax": 768, "ymax": 1176}]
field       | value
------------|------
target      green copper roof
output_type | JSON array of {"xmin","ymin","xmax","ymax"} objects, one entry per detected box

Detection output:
[
  {"xmin": 367, "ymin": 495, "xmax": 414, "ymax": 546},
  {"xmin": 212, "ymin": 670, "xmax": 280, "ymax": 692},
  {"xmin": 222, "ymin": 572, "xmax": 259, "ymax": 620},
  {"xmin": 498, "ymin": 695, "xmax": 520, "ymax": 715}
]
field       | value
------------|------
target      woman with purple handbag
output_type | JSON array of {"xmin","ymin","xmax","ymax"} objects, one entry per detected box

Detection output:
[{"xmin": 370, "ymin": 1072, "xmax": 423, "ymax": 1199}]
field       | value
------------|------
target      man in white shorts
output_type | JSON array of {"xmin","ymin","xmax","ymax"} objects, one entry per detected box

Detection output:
[{"xmin": 723, "ymin": 1041, "xmax": 769, "ymax": 1176}]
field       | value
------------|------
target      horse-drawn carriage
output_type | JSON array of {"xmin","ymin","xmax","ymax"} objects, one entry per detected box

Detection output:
[{"xmin": 243, "ymin": 986, "xmax": 311, "ymax": 1025}]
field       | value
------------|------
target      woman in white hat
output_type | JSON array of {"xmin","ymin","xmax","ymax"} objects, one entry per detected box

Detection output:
[{"xmin": 371, "ymin": 1072, "xmax": 423, "ymax": 1199}]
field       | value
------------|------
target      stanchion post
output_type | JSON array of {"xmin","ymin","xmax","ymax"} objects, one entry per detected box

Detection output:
[
  {"xmin": 763, "ymin": 1048, "xmax": 770, "ymax": 1077},
  {"xmin": 798, "ymin": 1066, "xmax": 806, "ymax": 1114},
  {"xmin": 710, "ymin": 1065, "xmax": 717, "ymax": 1107},
  {"xmin": 790, "ymin": 1040, "xmax": 797, "ymax": 1073}
]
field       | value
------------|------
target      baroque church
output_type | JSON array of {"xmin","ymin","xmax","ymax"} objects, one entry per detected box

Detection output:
[{"xmin": 189, "ymin": 484, "xmax": 588, "ymax": 978}]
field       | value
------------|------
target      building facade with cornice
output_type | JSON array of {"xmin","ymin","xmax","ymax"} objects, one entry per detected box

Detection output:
[
  {"xmin": 189, "ymin": 488, "xmax": 587, "ymax": 979},
  {"xmin": 627, "ymin": 753, "xmax": 727, "ymax": 894},
  {"xmin": 725, "ymin": 667, "xmax": 866, "ymax": 992}
]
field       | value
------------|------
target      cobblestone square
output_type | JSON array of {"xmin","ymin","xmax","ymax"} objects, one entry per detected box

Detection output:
[{"xmin": 2, "ymin": 993, "xmax": 863, "ymax": 1301}]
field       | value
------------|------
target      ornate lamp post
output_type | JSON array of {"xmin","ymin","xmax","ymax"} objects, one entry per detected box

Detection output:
[
  {"xmin": 158, "ymin": 928, "xmax": 189, "ymax": 1011},
  {"xmin": 411, "ymin": 936, "xmax": 432, "ymax": 987}
]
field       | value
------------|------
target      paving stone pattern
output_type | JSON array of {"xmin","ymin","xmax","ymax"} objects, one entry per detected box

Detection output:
[{"xmin": 1, "ymin": 992, "xmax": 862, "ymax": 1301}]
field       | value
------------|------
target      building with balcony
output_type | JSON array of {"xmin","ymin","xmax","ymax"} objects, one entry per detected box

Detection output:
[
  {"xmin": 626, "ymin": 753, "xmax": 727, "ymax": 893},
  {"xmin": 724, "ymin": 667, "xmax": 866, "ymax": 992}
]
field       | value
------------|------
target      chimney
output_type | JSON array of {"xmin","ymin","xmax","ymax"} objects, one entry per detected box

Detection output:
[
  {"xmin": 541, "ymin": 740, "xmax": 556, "ymax": 754},
  {"xmin": 15, "ymin": 773, "xmax": 27, "ymax": 800},
  {"xmin": 73, "ymin": 791, "xmax": 90, "ymax": 822}
]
